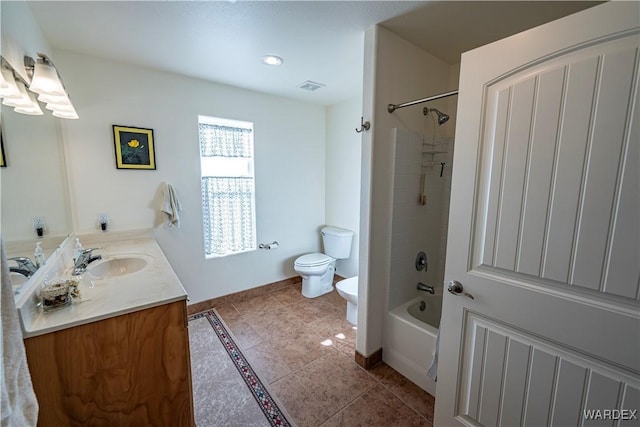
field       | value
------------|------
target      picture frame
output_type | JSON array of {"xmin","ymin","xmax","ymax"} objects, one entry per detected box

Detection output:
[
  {"xmin": 0, "ymin": 126, "xmax": 6, "ymax": 167},
  {"xmin": 112, "ymin": 125, "xmax": 156, "ymax": 170}
]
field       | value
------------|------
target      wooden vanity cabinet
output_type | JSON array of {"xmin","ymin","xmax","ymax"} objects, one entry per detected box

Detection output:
[{"xmin": 24, "ymin": 300, "xmax": 194, "ymax": 426}]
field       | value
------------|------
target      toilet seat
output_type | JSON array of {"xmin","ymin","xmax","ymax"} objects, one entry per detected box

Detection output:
[
  {"xmin": 336, "ymin": 276, "xmax": 357, "ymax": 296},
  {"xmin": 294, "ymin": 253, "xmax": 332, "ymax": 267}
]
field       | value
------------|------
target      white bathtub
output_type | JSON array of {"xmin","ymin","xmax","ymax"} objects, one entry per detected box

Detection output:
[{"xmin": 383, "ymin": 296, "xmax": 441, "ymax": 396}]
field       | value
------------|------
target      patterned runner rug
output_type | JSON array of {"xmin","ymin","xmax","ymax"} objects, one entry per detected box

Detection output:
[{"xmin": 189, "ymin": 309, "xmax": 292, "ymax": 427}]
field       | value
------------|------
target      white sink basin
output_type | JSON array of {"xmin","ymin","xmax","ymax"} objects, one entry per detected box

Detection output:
[
  {"xmin": 10, "ymin": 272, "xmax": 29, "ymax": 292},
  {"xmin": 86, "ymin": 255, "xmax": 151, "ymax": 279}
]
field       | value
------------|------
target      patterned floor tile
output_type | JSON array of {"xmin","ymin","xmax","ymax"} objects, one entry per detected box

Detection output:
[
  {"xmin": 244, "ymin": 341, "xmax": 292, "ymax": 384},
  {"xmin": 380, "ymin": 369, "xmax": 436, "ymax": 423},
  {"xmin": 316, "ymin": 288, "xmax": 347, "ymax": 309},
  {"xmin": 232, "ymin": 293, "xmax": 283, "ymax": 317},
  {"xmin": 210, "ymin": 284, "xmax": 439, "ymax": 427},
  {"xmin": 223, "ymin": 317, "xmax": 263, "ymax": 350},
  {"xmin": 214, "ymin": 303, "xmax": 244, "ymax": 323},
  {"xmin": 294, "ymin": 347, "xmax": 377, "ymax": 416},
  {"xmin": 310, "ymin": 315, "xmax": 357, "ymax": 346},
  {"xmin": 244, "ymin": 307, "xmax": 307, "ymax": 343},
  {"xmin": 271, "ymin": 374, "xmax": 332, "ymax": 427},
  {"xmin": 268, "ymin": 322, "xmax": 337, "ymax": 371},
  {"xmin": 320, "ymin": 384, "xmax": 430, "ymax": 426},
  {"xmin": 288, "ymin": 298, "xmax": 340, "ymax": 323},
  {"xmin": 365, "ymin": 361, "xmax": 395, "ymax": 382},
  {"xmin": 188, "ymin": 316, "xmax": 271, "ymax": 427},
  {"xmin": 269, "ymin": 285, "xmax": 307, "ymax": 306}
]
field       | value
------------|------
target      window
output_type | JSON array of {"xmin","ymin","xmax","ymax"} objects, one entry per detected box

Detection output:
[{"xmin": 199, "ymin": 115, "xmax": 256, "ymax": 257}]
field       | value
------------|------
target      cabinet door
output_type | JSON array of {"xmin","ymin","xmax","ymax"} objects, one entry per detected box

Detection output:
[{"xmin": 25, "ymin": 300, "xmax": 194, "ymax": 426}]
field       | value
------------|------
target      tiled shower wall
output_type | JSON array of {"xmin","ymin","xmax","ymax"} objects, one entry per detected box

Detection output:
[{"xmin": 389, "ymin": 128, "xmax": 454, "ymax": 310}]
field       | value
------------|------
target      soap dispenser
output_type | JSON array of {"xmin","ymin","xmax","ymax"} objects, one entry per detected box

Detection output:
[
  {"xmin": 73, "ymin": 238, "xmax": 84, "ymax": 261},
  {"xmin": 34, "ymin": 242, "xmax": 46, "ymax": 267}
]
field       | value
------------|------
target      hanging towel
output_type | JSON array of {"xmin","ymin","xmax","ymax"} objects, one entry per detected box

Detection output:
[
  {"xmin": 1, "ymin": 238, "xmax": 39, "ymax": 426},
  {"xmin": 426, "ymin": 327, "xmax": 440, "ymax": 382},
  {"xmin": 161, "ymin": 183, "xmax": 182, "ymax": 228}
]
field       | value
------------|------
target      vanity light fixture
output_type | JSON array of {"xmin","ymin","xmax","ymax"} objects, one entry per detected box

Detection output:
[
  {"xmin": 1, "ymin": 79, "xmax": 43, "ymax": 115},
  {"xmin": 51, "ymin": 110, "xmax": 79, "ymax": 120},
  {"xmin": 29, "ymin": 60, "xmax": 66, "ymax": 96},
  {"xmin": 0, "ymin": 54, "xmax": 77, "ymax": 118},
  {"xmin": 2, "ymin": 80, "xmax": 33, "ymax": 108},
  {"xmin": 0, "ymin": 68, "xmax": 22, "ymax": 99},
  {"xmin": 0, "ymin": 68, "xmax": 21, "ymax": 98},
  {"xmin": 1, "ymin": 57, "xmax": 44, "ymax": 113},
  {"xmin": 13, "ymin": 92, "xmax": 43, "ymax": 116},
  {"xmin": 0, "ymin": 70, "xmax": 8, "ymax": 89},
  {"xmin": 261, "ymin": 55, "xmax": 283, "ymax": 66},
  {"xmin": 24, "ymin": 53, "xmax": 78, "ymax": 119}
]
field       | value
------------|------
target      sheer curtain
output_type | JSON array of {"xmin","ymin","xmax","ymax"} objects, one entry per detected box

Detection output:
[
  {"xmin": 199, "ymin": 122, "xmax": 256, "ymax": 257},
  {"xmin": 199, "ymin": 124, "xmax": 252, "ymax": 158}
]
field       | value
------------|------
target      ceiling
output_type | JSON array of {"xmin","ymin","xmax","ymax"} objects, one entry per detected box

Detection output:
[{"xmin": 27, "ymin": 1, "xmax": 600, "ymax": 106}]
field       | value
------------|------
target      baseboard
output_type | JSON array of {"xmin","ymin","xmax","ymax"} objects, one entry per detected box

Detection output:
[
  {"xmin": 187, "ymin": 276, "xmax": 301, "ymax": 316},
  {"xmin": 355, "ymin": 348, "xmax": 383, "ymax": 370}
]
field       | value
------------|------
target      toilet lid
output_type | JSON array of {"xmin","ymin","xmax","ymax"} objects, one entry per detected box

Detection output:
[{"xmin": 295, "ymin": 253, "xmax": 332, "ymax": 267}]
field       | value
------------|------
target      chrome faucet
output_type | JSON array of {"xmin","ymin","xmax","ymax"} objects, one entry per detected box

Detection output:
[
  {"xmin": 417, "ymin": 282, "xmax": 435, "ymax": 294},
  {"xmin": 9, "ymin": 267, "xmax": 34, "ymax": 278},
  {"xmin": 73, "ymin": 248, "xmax": 102, "ymax": 275},
  {"xmin": 8, "ymin": 257, "xmax": 39, "ymax": 277}
]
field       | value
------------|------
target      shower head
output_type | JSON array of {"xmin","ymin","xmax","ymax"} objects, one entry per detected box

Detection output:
[{"xmin": 423, "ymin": 107, "xmax": 450, "ymax": 125}]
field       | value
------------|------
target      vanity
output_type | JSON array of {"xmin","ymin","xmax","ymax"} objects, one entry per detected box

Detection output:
[{"xmin": 15, "ymin": 231, "xmax": 194, "ymax": 426}]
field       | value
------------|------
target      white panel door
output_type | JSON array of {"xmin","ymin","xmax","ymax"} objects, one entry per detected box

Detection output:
[{"xmin": 435, "ymin": 3, "xmax": 640, "ymax": 426}]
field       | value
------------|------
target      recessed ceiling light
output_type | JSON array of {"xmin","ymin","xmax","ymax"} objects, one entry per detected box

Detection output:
[{"xmin": 261, "ymin": 55, "xmax": 283, "ymax": 66}]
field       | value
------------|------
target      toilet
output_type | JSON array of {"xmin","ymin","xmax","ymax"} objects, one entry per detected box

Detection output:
[
  {"xmin": 294, "ymin": 226, "xmax": 353, "ymax": 298},
  {"xmin": 336, "ymin": 276, "xmax": 358, "ymax": 325}
]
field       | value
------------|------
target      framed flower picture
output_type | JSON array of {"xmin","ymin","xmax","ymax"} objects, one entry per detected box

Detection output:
[
  {"xmin": 113, "ymin": 125, "xmax": 156, "ymax": 170},
  {"xmin": 0, "ymin": 126, "xmax": 6, "ymax": 167}
]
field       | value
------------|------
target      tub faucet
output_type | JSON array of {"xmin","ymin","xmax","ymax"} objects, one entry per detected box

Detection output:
[
  {"xmin": 417, "ymin": 282, "xmax": 435, "ymax": 294},
  {"xmin": 73, "ymin": 248, "xmax": 102, "ymax": 275},
  {"xmin": 8, "ymin": 257, "xmax": 38, "ymax": 276}
]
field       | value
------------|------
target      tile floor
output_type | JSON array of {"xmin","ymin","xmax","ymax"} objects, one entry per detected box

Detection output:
[
  {"xmin": 189, "ymin": 315, "xmax": 271, "ymax": 426},
  {"xmin": 212, "ymin": 280, "xmax": 436, "ymax": 426}
]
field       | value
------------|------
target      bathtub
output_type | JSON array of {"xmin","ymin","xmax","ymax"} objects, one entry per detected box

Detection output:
[{"xmin": 383, "ymin": 295, "xmax": 441, "ymax": 396}]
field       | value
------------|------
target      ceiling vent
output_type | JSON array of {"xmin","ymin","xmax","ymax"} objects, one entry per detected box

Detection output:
[{"xmin": 298, "ymin": 80, "xmax": 325, "ymax": 91}]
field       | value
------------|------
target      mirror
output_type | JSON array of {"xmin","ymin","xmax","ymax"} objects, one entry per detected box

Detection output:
[{"xmin": 1, "ymin": 95, "xmax": 72, "ymax": 293}]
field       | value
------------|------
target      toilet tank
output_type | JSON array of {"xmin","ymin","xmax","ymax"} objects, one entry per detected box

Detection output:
[{"xmin": 321, "ymin": 226, "xmax": 354, "ymax": 259}]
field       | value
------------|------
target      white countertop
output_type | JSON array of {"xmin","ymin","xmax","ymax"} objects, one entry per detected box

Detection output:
[{"xmin": 18, "ymin": 233, "xmax": 188, "ymax": 338}]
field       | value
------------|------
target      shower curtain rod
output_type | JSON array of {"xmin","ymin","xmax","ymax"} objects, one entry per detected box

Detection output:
[{"xmin": 387, "ymin": 89, "xmax": 459, "ymax": 113}]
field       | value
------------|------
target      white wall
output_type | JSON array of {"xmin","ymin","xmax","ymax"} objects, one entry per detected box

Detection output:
[
  {"xmin": 54, "ymin": 50, "xmax": 327, "ymax": 303},
  {"xmin": 0, "ymin": 2, "xmax": 50, "ymax": 81},
  {"xmin": 325, "ymin": 97, "xmax": 361, "ymax": 278},
  {"xmin": 359, "ymin": 26, "xmax": 456, "ymax": 356}
]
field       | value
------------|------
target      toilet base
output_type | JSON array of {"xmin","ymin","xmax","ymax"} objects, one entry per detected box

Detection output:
[
  {"xmin": 346, "ymin": 301, "xmax": 357, "ymax": 325},
  {"xmin": 299, "ymin": 264, "xmax": 335, "ymax": 298},
  {"xmin": 302, "ymin": 282, "xmax": 334, "ymax": 298}
]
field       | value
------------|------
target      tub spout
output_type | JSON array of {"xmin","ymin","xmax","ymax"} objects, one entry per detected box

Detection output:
[{"xmin": 417, "ymin": 282, "xmax": 435, "ymax": 294}]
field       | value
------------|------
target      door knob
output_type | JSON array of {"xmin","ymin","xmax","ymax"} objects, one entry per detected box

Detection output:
[{"xmin": 448, "ymin": 280, "xmax": 474, "ymax": 300}]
